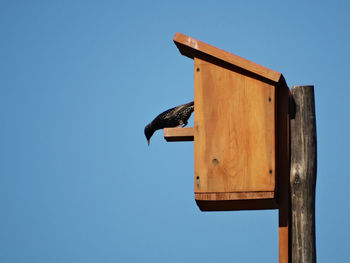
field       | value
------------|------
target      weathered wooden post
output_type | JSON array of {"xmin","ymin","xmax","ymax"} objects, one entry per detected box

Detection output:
[{"xmin": 290, "ymin": 86, "xmax": 317, "ymax": 263}]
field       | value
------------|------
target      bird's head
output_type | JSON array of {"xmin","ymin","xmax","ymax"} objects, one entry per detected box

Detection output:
[{"xmin": 144, "ymin": 123, "xmax": 155, "ymax": 146}]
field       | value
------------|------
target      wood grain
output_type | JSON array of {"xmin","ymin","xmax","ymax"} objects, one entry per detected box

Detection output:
[
  {"xmin": 170, "ymin": 33, "xmax": 290, "ymax": 213},
  {"xmin": 194, "ymin": 58, "xmax": 276, "ymax": 194},
  {"xmin": 195, "ymin": 191, "xmax": 275, "ymax": 200},
  {"xmin": 164, "ymin": 127, "xmax": 194, "ymax": 142},
  {"xmin": 174, "ymin": 32, "xmax": 282, "ymax": 83},
  {"xmin": 290, "ymin": 86, "xmax": 317, "ymax": 263}
]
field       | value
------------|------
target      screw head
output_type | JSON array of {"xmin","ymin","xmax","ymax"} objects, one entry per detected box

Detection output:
[{"xmin": 212, "ymin": 158, "xmax": 219, "ymax": 166}]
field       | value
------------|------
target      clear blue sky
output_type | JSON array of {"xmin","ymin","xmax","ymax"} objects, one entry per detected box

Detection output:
[{"xmin": 1, "ymin": 1, "xmax": 349, "ymax": 262}]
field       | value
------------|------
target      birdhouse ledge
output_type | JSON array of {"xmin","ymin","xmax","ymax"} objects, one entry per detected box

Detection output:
[{"xmin": 164, "ymin": 127, "xmax": 194, "ymax": 142}]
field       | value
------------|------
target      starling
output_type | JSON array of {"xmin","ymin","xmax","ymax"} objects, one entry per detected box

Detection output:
[{"xmin": 144, "ymin": 101, "xmax": 194, "ymax": 145}]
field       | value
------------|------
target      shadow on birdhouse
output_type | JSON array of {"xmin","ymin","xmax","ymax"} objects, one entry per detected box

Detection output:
[{"xmin": 164, "ymin": 33, "xmax": 290, "ymax": 211}]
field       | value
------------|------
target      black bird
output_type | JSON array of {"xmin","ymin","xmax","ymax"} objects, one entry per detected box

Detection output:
[{"xmin": 144, "ymin": 101, "xmax": 194, "ymax": 145}]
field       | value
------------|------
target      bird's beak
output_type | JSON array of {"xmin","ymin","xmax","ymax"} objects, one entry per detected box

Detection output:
[{"xmin": 147, "ymin": 139, "xmax": 150, "ymax": 146}]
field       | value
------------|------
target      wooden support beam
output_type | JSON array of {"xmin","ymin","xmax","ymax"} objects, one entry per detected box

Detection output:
[
  {"xmin": 164, "ymin": 127, "xmax": 194, "ymax": 142},
  {"xmin": 279, "ymin": 172, "xmax": 290, "ymax": 263},
  {"xmin": 277, "ymin": 77, "xmax": 291, "ymax": 263},
  {"xmin": 290, "ymin": 86, "xmax": 317, "ymax": 263}
]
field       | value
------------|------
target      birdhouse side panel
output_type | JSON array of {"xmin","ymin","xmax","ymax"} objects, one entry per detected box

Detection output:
[{"xmin": 194, "ymin": 58, "xmax": 276, "ymax": 194}]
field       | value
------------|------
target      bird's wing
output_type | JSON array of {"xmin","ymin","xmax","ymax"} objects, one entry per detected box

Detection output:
[
  {"xmin": 162, "ymin": 102, "xmax": 193, "ymax": 120},
  {"xmin": 155, "ymin": 106, "xmax": 177, "ymax": 121},
  {"xmin": 162, "ymin": 104, "xmax": 186, "ymax": 120}
]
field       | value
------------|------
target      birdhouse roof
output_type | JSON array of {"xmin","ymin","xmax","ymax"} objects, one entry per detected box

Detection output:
[{"xmin": 174, "ymin": 33, "xmax": 283, "ymax": 83}]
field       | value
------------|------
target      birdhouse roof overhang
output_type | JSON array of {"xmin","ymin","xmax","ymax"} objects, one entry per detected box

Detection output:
[{"xmin": 174, "ymin": 32, "xmax": 285, "ymax": 85}]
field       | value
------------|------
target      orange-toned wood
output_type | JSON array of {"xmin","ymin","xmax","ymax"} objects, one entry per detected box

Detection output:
[
  {"xmin": 170, "ymin": 33, "xmax": 292, "ymax": 261},
  {"xmin": 279, "ymin": 224, "xmax": 289, "ymax": 263},
  {"xmin": 174, "ymin": 32, "xmax": 282, "ymax": 83},
  {"xmin": 195, "ymin": 191, "xmax": 274, "ymax": 200},
  {"xmin": 164, "ymin": 127, "xmax": 194, "ymax": 142},
  {"xmin": 194, "ymin": 58, "xmax": 276, "ymax": 194}
]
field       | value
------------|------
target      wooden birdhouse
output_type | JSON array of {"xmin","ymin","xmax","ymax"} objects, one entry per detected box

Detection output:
[{"xmin": 165, "ymin": 33, "xmax": 290, "ymax": 211}]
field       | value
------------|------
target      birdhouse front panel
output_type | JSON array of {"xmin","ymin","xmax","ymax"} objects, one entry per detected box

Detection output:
[{"xmin": 194, "ymin": 58, "xmax": 276, "ymax": 204}]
